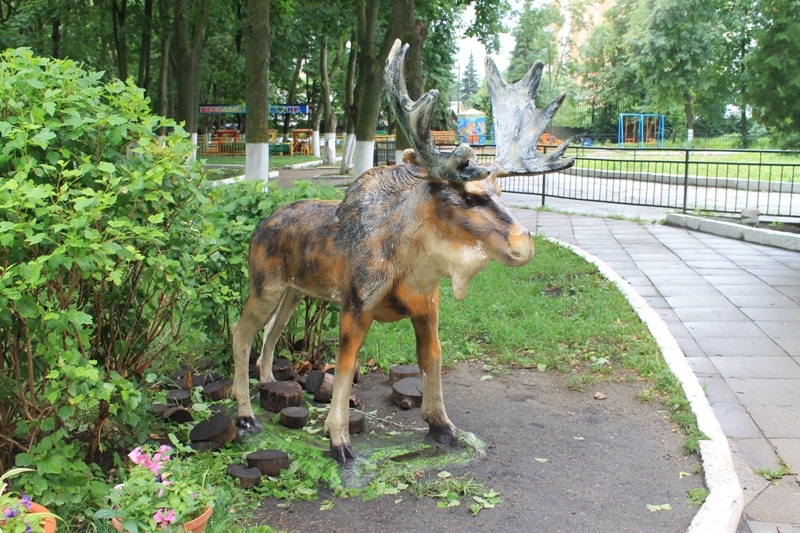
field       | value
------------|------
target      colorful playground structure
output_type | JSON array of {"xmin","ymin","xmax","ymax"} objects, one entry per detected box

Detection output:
[{"xmin": 618, "ymin": 113, "xmax": 665, "ymax": 148}]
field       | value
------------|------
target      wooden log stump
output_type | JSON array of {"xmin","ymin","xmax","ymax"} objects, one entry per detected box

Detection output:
[
  {"xmin": 325, "ymin": 365, "xmax": 360, "ymax": 383},
  {"xmin": 349, "ymin": 412, "xmax": 365, "ymax": 434},
  {"xmin": 201, "ymin": 379, "xmax": 233, "ymax": 401},
  {"xmin": 153, "ymin": 403, "xmax": 194, "ymax": 423},
  {"xmin": 392, "ymin": 377, "xmax": 423, "ymax": 409},
  {"xmin": 246, "ymin": 449, "xmax": 290, "ymax": 476},
  {"xmin": 313, "ymin": 372, "xmax": 335, "ymax": 403},
  {"xmin": 305, "ymin": 370, "xmax": 326, "ymax": 394},
  {"xmin": 166, "ymin": 389, "xmax": 192, "ymax": 408},
  {"xmin": 279, "ymin": 407, "xmax": 309, "ymax": 429},
  {"xmin": 389, "ymin": 365, "xmax": 420, "ymax": 385},
  {"xmin": 258, "ymin": 381, "xmax": 303, "ymax": 412},
  {"xmin": 191, "ymin": 441, "xmax": 221, "ymax": 453},
  {"xmin": 349, "ymin": 395, "xmax": 365, "ymax": 410},
  {"xmin": 298, "ymin": 375, "xmax": 309, "ymax": 391},
  {"xmin": 227, "ymin": 464, "xmax": 261, "ymax": 489},
  {"xmin": 189, "ymin": 413, "xmax": 237, "ymax": 445},
  {"xmin": 272, "ymin": 358, "xmax": 295, "ymax": 381}
]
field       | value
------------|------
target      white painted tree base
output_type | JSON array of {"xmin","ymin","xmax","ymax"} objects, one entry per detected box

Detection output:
[
  {"xmin": 340, "ymin": 133, "xmax": 356, "ymax": 173},
  {"xmin": 353, "ymin": 140, "xmax": 375, "ymax": 180},
  {"xmin": 395, "ymin": 150, "xmax": 405, "ymax": 166},
  {"xmin": 324, "ymin": 132, "xmax": 336, "ymax": 165},
  {"xmin": 190, "ymin": 133, "xmax": 198, "ymax": 160},
  {"xmin": 312, "ymin": 131, "xmax": 321, "ymax": 158},
  {"xmin": 246, "ymin": 143, "xmax": 270, "ymax": 182}
]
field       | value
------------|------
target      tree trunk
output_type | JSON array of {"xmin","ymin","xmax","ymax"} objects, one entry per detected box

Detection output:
[
  {"xmin": 320, "ymin": 36, "xmax": 338, "ymax": 165},
  {"xmin": 394, "ymin": 17, "xmax": 427, "ymax": 157},
  {"xmin": 245, "ymin": 0, "xmax": 270, "ymax": 180},
  {"xmin": 111, "ymin": 0, "xmax": 128, "ymax": 81},
  {"xmin": 138, "ymin": 0, "xmax": 154, "ymax": 91},
  {"xmin": 740, "ymin": 100, "xmax": 748, "ymax": 149},
  {"xmin": 173, "ymin": 0, "xmax": 211, "ymax": 140},
  {"xmin": 340, "ymin": 34, "xmax": 358, "ymax": 173},
  {"xmin": 282, "ymin": 57, "xmax": 304, "ymax": 139},
  {"xmin": 683, "ymin": 91, "xmax": 694, "ymax": 144},
  {"xmin": 352, "ymin": 0, "xmax": 411, "ymax": 178},
  {"xmin": 51, "ymin": 17, "xmax": 60, "ymax": 59}
]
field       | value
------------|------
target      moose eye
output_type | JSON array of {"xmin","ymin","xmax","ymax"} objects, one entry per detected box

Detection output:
[{"xmin": 463, "ymin": 194, "xmax": 478, "ymax": 207}]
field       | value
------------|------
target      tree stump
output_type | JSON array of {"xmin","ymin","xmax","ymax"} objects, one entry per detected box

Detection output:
[
  {"xmin": 153, "ymin": 404, "xmax": 194, "ymax": 423},
  {"xmin": 201, "ymin": 379, "xmax": 233, "ymax": 401},
  {"xmin": 279, "ymin": 407, "xmax": 309, "ymax": 429},
  {"xmin": 166, "ymin": 389, "xmax": 192, "ymax": 408},
  {"xmin": 325, "ymin": 365, "xmax": 360, "ymax": 383},
  {"xmin": 191, "ymin": 441, "xmax": 221, "ymax": 453},
  {"xmin": 272, "ymin": 358, "xmax": 295, "ymax": 381},
  {"xmin": 246, "ymin": 449, "xmax": 290, "ymax": 476},
  {"xmin": 227, "ymin": 464, "xmax": 261, "ymax": 489},
  {"xmin": 258, "ymin": 381, "xmax": 303, "ymax": 412},
  {"xmin": 305, "ymin": 370, "xmax": 326, "ymax": 394},
  {"xmin": 298, "ymin": 375, "xmax": 309, "ymax": 391},
  {"xmin": 189, "ymin": 413, "xmax": 237, "ymax": 445},
  {"xmin": 349, "ymin": 412, "xmax": 365, "ymax": 434},
  {"xmin": 392, "ymin": 377, "xmax": 423, "ymax": 409},
  {"xmin": 349, "ymin": 395, "xmax": 365, "ymax": 410},
  {"xmin": 389, "ymin": 365, "xmax": 420, "ymax": 385},
  {"xmin": 313, "ymin": 372, "xmax": 335, "ymax": 403}
]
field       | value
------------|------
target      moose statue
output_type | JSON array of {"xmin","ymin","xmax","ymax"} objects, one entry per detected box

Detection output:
[{"xmin": 232, "ymin": 40, "xmax": 574, "ymax": 462}]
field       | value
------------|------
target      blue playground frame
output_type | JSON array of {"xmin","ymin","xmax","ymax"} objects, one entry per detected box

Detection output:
[{"xmin": 618, "ymin": 113, "xmax": 665, "ymax": 148}]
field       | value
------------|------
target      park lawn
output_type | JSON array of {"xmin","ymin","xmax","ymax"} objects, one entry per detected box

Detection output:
[
  {"xmin": 359, "ymin": 236, "xmax": 702, "ymax": 453},
  {"xmin": 201, "ymin": 154, "xmax": 321, "ymax": 169}
]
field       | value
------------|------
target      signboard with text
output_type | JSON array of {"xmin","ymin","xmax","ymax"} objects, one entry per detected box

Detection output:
[{"xmin": 198, "ymin": 104, "xmax": 310, "ymax": 114}]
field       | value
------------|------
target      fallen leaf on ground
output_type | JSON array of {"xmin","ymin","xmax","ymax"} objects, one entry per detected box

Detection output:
[
  {"xmin": 647, "ymin": 503, "xmax": 672, "ymax": 512},
  {"xmin": 594, "ymin": 392, "xmax": 607, "ymax": 400}
]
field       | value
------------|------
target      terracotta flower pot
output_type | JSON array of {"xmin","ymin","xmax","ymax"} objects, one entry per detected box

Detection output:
[
  {"xmin": 111, "ymin": 506, "xmax": 213, "ymax": 533},
  {"xmin": 29, "ymin": 502, "xmax": 57, "ymax": 533}
]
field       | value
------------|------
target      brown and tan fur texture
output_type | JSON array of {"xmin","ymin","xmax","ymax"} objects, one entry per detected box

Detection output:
[{"xmin": 231, "ymin": 153, "xmax": 534, "ymax": 462}]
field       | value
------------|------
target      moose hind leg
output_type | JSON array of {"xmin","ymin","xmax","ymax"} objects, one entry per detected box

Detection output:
[
  {"xmin": 411, "ymin": 312, "xmax": 458, "ymax": 445},
  {"xmin": 257, "ymin": 288, "xmax": 304, "ymax": 382},
  {"xmin": 232, "ymin": 289, "xmax": 286, "ymax": 430}
]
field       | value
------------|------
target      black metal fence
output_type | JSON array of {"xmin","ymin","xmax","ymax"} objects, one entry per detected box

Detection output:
[
  {"xmin": 501, "ymin": 146, "xmax": 800, "ymax": 218},
  {"xmin": 373, "ymin": 142, "xmax": 800, "ymax": 218}
]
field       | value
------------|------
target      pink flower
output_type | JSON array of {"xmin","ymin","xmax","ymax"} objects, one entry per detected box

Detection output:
[
  {"xmin": 153, "ymin": 508, "xmax": 176, "ymax": 526},
  {"xmin": 114, "ymin": 483, "xmax": 125, "ymax": 490}
]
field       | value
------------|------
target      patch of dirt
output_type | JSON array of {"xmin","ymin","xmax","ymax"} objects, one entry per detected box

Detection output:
[{"xmin": 258, "ymin": 363, "xmax": 702, "ymax": 533}]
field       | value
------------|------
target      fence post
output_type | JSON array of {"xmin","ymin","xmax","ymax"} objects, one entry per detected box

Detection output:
[
  {"xmin": 541, "ymin": 174, "xmax": 547, "ymax": 207},
  {"xmin": 682, "ymin": 149, "xmax": 690, "ymax": 213},
  {"xmin": 373, "ymin": 142, "xmax": 378, "ymax": 167}
]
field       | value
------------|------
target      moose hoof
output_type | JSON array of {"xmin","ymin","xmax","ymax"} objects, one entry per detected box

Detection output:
[
  {"xmin": 426, "ymin": 423, "xmax": 459, "ymax": 446},
  {"xmin": 329, "ymin": 443, "xmax": 357, "ymax": 463},
  {"xmin": 236, "ymin": 415, "xmax": 262, "ymax": 433}
]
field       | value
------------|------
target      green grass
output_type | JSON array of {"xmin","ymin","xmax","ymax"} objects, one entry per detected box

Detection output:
[
  {"xmin": 571, "ymin": 150, "xmax": 800, "ymax": 183},
  {"xmin": 200, "ymin": 155, "xmax": 322, "ymax": 169},
  {"xmin": 356, "ymin": 236, "xmax": 702, "ymax": 453}
]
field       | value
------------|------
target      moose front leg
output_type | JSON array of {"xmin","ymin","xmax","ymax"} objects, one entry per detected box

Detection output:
[
  {"xmin": 325, "ymin": 308, "xmax": 373, "ymax": 462},
  {"xmin": 411, "ymin": 307, "xmax": 458, "ymax": 445}
]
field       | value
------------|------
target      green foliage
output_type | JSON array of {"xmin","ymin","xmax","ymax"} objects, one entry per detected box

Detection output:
[
  {"xmin": 747, "ymin": 0, "xmax": 800, "ymax": 147},
  {"xmin": 0, "ymin": 468, "xmax": 59, "ymax": 533},
  {"xmin": 685, "ymin": 487, "xmax": 709, "ymax": 506},
  {"xmin": 0, "ymin": 49, "xmax": 340, "ymax": 526}
]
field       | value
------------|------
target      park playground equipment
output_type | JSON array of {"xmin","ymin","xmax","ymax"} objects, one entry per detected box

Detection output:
[{"xmin": 618, "ymin": 113, "xmax": 665, "ymax": 148}]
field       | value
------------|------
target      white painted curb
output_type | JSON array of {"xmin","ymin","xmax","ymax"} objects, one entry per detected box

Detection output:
[
  {"xmin": 549, "ymin": 238, "xmax": 744, "ymax": 533},
  {"xmin": 666, "ymin": 213, "xmax": 800, "ymax": 252}
]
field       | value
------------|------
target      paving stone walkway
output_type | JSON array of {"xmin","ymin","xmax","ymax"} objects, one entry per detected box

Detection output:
[{"xmin": 514, "ymin": 208, "xmax": 800, "ymax": 533}]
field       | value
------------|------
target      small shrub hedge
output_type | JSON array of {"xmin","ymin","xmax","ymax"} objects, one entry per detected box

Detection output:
[{"xmin": 0, "ymin": 47, "xmax": 340, "ymax": 512}]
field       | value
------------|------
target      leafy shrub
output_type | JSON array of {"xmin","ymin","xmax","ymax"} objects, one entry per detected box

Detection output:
[{"xmin": 0, "ymin": 47, "xmax": 341, "ymax": 516}]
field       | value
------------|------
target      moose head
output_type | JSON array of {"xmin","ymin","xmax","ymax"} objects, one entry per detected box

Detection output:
[{"xmin": 231, "ymin": 39, "xmax": 574, "ymax": 462}]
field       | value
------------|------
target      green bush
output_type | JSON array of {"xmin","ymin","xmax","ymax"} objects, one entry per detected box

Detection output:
[{"xmin": 0, "ymin": 47, "xmax": 340, "ymax": 516}]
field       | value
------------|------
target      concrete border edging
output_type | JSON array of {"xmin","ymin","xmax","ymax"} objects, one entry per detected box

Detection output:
[
  {"xmin": 666, "ymin": 213, "xmax": 800, "ymax": 252},
  {"xmin": 549, "ymin": 237, "xmax": 744, "ymax": 533}
]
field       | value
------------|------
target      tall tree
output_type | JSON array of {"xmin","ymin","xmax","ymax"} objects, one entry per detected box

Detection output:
[
  {"xmin": 459, "ymin": 52, "xmax": 478, "ymax": 107},
  {"xmin": 506, "ymin": 0, "xmax": 564, "ymax": 97},
  {"xmin": 747, "ymin": 0, "xmax": 800, "ymax": 147},
  {"xmin": 173, "ymin": 0, "xmax": 212, "ymax": 142},
  {"xmin": 624, "ymin": 0, "xmax": 724, "ymax": 142},
  {"xmin": 245, "ymin": 0, "xmax": 270, "ymax": 180}
]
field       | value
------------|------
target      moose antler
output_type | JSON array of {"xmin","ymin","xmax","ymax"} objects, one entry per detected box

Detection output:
[
  {"xmin": 485, "ymin": 57, "xmax": 575, "ymax": 176},
  {"xmin": 385, "ymin": 39, "xmax": 489, "ymax": 182}
]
